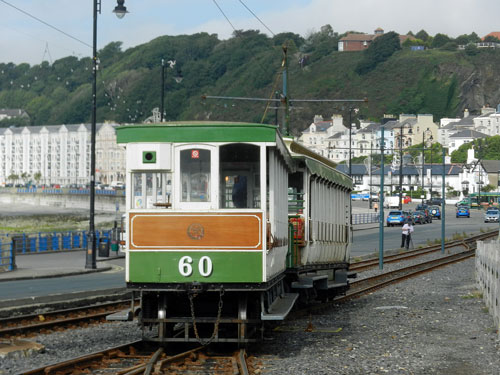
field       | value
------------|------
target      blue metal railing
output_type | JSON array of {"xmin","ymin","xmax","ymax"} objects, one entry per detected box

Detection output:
[
  {"xmin": 352, "ymin": 213, "xmax": 379, "ymax": 225},
  {"xmin": 0, "ymin": 229, "xmax": 111, "ymax": 255},
  {"xmin": 0, "ymin": 239, "xmax": 15, "ymax": 271}
]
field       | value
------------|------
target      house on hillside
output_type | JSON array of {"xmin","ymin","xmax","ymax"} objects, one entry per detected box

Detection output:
[
  {"xmin": 338, "ymin": 28, "xmax": 413, "ymax": 51},
  {"xmin": 473, "ymin": 106, "xmax": 500, "ymax": 136},
  {"xmin": 448, "ymin": 130, "xmax": 488, "ymax": 153},
  {"xmin": 437, "ymin": 109, "xmax": 477, "ymax": 147},
  {"xmin": 0, "ymin": 109, "xmax": 30, "ymax": 122},
  {"xmin": 482, "ymin": 32, "xmax": 500, "ymax": 41},
  {"xmin": 298, "ymin": 114, "xmax": 347, "ymax": 158},
  {"xmin": 480, "ymin": 160, "xmax": 500, "ymax": 190}
]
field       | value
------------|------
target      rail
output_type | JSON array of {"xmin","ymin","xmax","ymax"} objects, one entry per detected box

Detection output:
[
  {"xmin": 352, "ymin": 212, "xmax": 379, "ymax": 225},
  {"xmin": 11, "ymin": 187, "xmax": 125, "ymax": 196}
]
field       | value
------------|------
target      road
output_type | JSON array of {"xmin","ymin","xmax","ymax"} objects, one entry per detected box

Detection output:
[
  {"xmin": 351, "ymin": 201, "xmax": 498, "ymax": 257},
  {"xmin": 2, "ymin": 201, "xmax": 497, "ymax": 304}
]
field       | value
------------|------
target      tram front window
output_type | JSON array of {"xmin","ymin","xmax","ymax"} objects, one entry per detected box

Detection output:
[
  {"xmin": 131, "ymin": 172, "xmax": 172, "ymax": 209},
  {"xmin": 180, "ymin": 149, "xmax": 211, "ymax": 202},
  {"xmin": 220, "ymin": 144, "xmax": 260, "ymax": 209}
]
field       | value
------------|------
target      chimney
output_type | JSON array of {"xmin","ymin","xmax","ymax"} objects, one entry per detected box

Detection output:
[
  {"xmin": 463, "ymin": 109, "xmax": 469, "ymax": 118},
  {"xmin": 466, "ymin": 147, "xmax": 476, "ymax": 164}
]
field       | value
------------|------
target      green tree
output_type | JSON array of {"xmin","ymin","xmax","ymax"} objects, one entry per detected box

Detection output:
[
  {"xmin": 464, "ymin": 43, "xmax": 479, "ymax": 56},
  {"xmin": 8, "ymin": 173, "xmax": 18, "ymax": 184},
  {"xmin": 451, "ymin": 136, "xmax": 500, "ymax": 163},
  {"xmin": 33, "ymin": 171, "xmax": 42, "ymax": 185},
  {"xmin": 431, "ymin": 33, "xmax": 451, "ymax": 49},
  {"xmin": 355, "ymin": 31, "xmax": 401, "ymax": 74},
  {"xmin": 415, "ymin": 30, "xmax": 430, "ymax": 41}
]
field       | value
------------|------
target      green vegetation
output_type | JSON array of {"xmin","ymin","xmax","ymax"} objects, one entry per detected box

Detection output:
[
  {"xmin": 0, "ymin": 28, "xmax": 499, "ymax": 136},
  {"xmin": 0, "ymin": 215, "xmax": 113, "ymax": 234},
  {"xmin": 451, "ymin": 136, "xmax": 500, "ymax": 163}
]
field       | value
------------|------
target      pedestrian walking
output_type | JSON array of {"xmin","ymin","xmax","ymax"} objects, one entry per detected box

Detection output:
[
  {"xmin": 401, "ymin": 220, "xmax": 414, "ymax": 249},
  {"xmin": 373, "ymin": 202, "xmax": 378, "ymax": 213}
]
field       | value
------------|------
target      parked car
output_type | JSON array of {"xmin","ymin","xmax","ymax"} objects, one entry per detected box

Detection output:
[
  {"xmin": 427, "ymin": 198, "xmax": 443, "ymax": 206},
  {"xmin": 412, "ymin": 210, "xmax": 426, "ymax": 224},
  {"xmin": 429, "ymin": 205, "xmax": 441, "ymax": 220},
  {"xmin": 484, "ymin": 209, "xmax": 500, "ymax": 223},
  {"xmin": 455, "ymin": 199, "xmax": 470, "ymax": 207},
  {"xmin": 416, "ymin": 204, "xmax": 429, "ymax": 211},
  {"xmin": 416, "ymin": 205, "xmax": 432, "ymax": 223},
  {"xmin": 386, "ymin": 210, "xmax": 412, "ymax": 227},
  {"xmin": 456, "ymin": 206, "xmax": 470, "ymax": 218}
]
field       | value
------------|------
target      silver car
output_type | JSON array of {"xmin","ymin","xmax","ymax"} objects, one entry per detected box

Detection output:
[{"xmin": 484, "ymin": 209, "xmax": 500, "ymax": 223}]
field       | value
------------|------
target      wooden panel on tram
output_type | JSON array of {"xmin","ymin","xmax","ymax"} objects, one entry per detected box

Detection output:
[{"xmin": 130, "ymin": 212, "xmax": 263, "ymax": 250}]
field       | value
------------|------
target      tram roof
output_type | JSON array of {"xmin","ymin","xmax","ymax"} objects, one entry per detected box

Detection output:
[
  {"xmin": 286, "ymin": 140, "xmax": 353, "ymax": 190},
  {"xmin": 116, "ymin": 121, "xmax": 278, "ymax": 143}
]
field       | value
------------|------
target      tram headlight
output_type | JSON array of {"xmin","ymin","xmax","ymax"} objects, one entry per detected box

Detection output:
[{"xmin": 143, "ymin": 151, "xmax": 157, "ymax": 164}]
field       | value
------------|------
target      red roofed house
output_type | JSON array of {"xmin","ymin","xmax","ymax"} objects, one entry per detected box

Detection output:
[
  {"xmin": 338, "ymin": 28, "xmax": 413, "ymax": 52},
  {"xmin": 482, "ymin": 32, "xmax": 500, "ymax": 41}
]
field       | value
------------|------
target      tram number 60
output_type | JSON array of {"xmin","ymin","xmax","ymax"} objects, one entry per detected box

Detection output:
[{"xmin": 178, "ymin": 256, "xmax": 213, "ymax": 277}]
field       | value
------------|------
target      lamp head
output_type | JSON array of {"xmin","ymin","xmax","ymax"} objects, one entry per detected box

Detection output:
[{"xmin": 113, "ymin": 0, "xmax": 128, "ymax": 19}]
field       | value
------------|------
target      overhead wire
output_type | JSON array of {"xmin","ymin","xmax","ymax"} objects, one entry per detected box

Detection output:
[
  {"xmin": 238, "ymin": 0, "xmax": 275, "ymax": 37},
  {"xmin": 0, "ymin": 0, "xmax": 91, "ymax": 49},
  {"xmin": 211, "ymin": 0, "xmax": 286, "ymax": 123},
  {"xmin": 211, "ymin": 0, "xmax": 238, "ymax": 35}
]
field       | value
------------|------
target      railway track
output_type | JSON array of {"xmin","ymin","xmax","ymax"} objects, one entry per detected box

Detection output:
[
  {"xmin": 0, "ymin": 300, "xmax": 134, "ymax": 339},
  {"xmin": 22, "ymin": 341, "xmax": 253, "ymax": 375},
  {"xmin": 292, "ymin": 230, "xmax": 495, "ymax": 319},
  {"xmin": 15, "ymin": 231, "xmax": 498, "ymax": 373},
  {"xmin": 349, "ymin": 229, "xmax": 497, "ymax": 272}
]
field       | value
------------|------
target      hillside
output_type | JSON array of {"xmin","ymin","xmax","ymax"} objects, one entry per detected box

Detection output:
[{"xmin": 1, "ymin": 30, "xmax": 500, "ymax": 135}]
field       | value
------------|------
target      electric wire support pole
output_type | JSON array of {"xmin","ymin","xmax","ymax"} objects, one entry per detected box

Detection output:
[
  {"xmin": 202, "ymin": 45, "xmax": 367, "ymax": 137},
  {"xmin": 441, "ymin": 147, "xmax": 446, "ymax": 254},
  {"xmin": 379, "ymin": 126, "xmax": 385, "ymax": 270}
]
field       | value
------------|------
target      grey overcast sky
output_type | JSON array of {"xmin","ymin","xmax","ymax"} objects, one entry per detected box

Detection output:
[{"xmin": 0, "ymin": 0, "xmax": 499, "ymax": 65}]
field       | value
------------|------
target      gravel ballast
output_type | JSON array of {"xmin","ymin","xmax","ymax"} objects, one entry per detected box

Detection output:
[
  {"xmin": 1, "ymin": 258, "xmax": 499, "ymax": 374},
  {"xmin": 257, "ymin": 257, "xmax": 500, "ymax": 374}
]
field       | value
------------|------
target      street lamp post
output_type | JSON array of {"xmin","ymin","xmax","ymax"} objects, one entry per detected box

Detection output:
[
  {"xmin": 86, "ymin": 0, "xmax": 128, "ymax": 270},
  {"xmin": 347, "ymin": 107, "xmax": 358, "ymax": 177},
  {"xmin": 398, "ymin": 123, "xmax": 412, "ymax": 210},
  {"xmin": 422, "ymin": 130, "xmax": 433, "ymax": 204},
  {"xmin": 159, "ymin": 59, "xmax": 182, "ymax": 122}
]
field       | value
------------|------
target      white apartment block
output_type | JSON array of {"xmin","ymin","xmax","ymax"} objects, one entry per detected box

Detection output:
[{"xmin": 0, "ymin": 122, "xmax": 125, "ymax": 187}]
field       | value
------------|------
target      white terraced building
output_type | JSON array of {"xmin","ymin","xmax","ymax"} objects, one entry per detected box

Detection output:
[{"xmin": 0, "ymin": 122, "xmax": 125, "ymax": 187}]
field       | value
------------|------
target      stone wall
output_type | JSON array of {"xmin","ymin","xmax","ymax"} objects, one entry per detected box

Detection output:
[
  {"xmin": 0, "ymin": 192, "xmax": 125, "ymax": 213},
  {"xmin": 475, "ymin": 240, "xmax": 500, "ymax": 338}
]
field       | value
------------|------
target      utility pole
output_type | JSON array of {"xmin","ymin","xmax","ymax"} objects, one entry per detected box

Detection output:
[
  {"xmin": 379, "ymin": 126, "xmax": 385, "ymax": 270},
  {"xmin": 202, "ymin": 45, "xmax": 366, "ymax": 137}
]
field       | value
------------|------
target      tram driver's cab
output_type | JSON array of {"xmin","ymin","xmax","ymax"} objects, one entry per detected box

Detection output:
[{"xmin": 126, "ymin": 142, "xmax": 262, "ymax": 211}]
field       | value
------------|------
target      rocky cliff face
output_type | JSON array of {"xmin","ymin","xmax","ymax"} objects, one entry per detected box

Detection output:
[{"xmin": 438, "ymin": 52, "xmax": 500, "ymax": 113}]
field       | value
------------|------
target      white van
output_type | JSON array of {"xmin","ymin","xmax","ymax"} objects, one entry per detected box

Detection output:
[{"xmin": 111, "ymin": 181, "xmax": 125, "ymax": 189}]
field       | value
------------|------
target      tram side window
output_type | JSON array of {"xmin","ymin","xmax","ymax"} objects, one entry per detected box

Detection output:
[
  {"xmin": 219, "ymin": 143, "xmax": 260, "ymax": 209},
  {"xmin": 131, "ymin": 172, "xmax": 172, "ymax": 209},
  {"xmin": 180, "ymin": 149, "xmax": 211, "ymax": 202}
]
